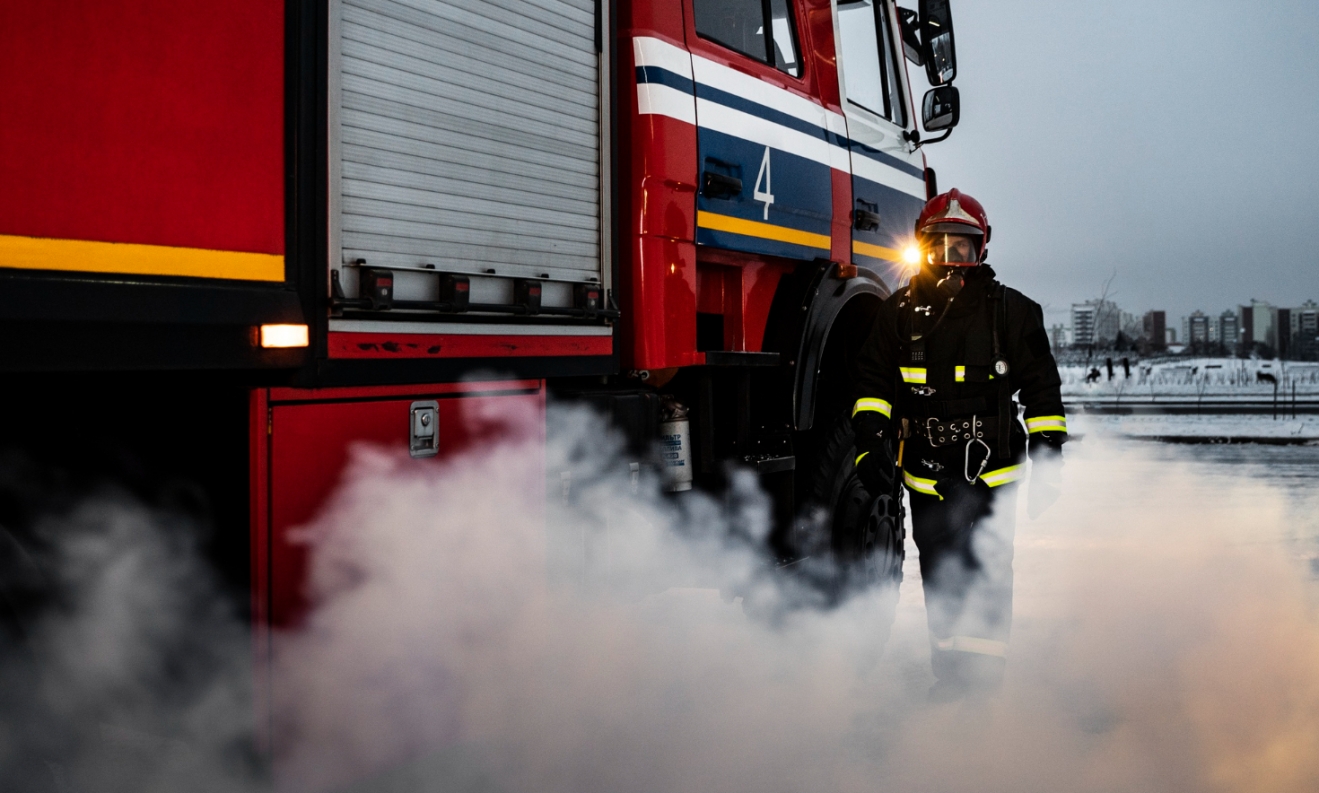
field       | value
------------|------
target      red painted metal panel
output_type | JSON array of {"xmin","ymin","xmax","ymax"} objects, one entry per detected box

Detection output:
[
  {"xmin": 742, "ymin": 259, "xmax": 790, "ymax": 351},
  {"xmin": 620, "ymin": 0, "xmax": 686, "ymax": 39},
  {"xmin": 255, "ymin": 380, "xmax": 545, "ymax": 784},
  {"xmin": 326, "ymin": 332, "xmax": 612, "ymax": 360},
  {"xmin": 626, "ymin": 234, "xmax": 700, "ymax": 369},
  {"xmin": 801, "ymin": 0, "xmax": 843, "ymax": 111},
  {"xmin": 0, "ymin": 1, "xmax": 283, "ymax": 254},
  {"xmin": 696, "ymin": 251, "xmax": 792, "ymax": 352},
  {"xmin": 618, "ymin": 3, "xmax": 700, "ymax": 372},
  {"xmin": 266, "ymin": 382, "xmax": 544, "ymax": 629}
]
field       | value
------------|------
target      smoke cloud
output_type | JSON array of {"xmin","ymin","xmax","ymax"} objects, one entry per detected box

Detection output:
[
  {"xmin": 3, "ymin": 403, "xmax": 1319, "ymax": 792},
  {"xmin": 0, "ymin": 486, "xmax": 256, "ymax": 793}
]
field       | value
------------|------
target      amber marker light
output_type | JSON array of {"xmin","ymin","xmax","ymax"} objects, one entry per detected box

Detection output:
[{"xmin": 259, "ymin": 324, "xmax": 309, "ymax": 348}]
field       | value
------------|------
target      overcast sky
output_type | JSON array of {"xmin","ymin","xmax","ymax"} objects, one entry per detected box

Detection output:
[{"xmin": 902, "ymin": 0, "xmax": 1319, "ymax": 327}]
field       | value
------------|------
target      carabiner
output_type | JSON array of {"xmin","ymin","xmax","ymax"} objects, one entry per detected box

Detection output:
[{"xmin": 965, "ymin": 436, "xmax": 991, "ymax": 483}]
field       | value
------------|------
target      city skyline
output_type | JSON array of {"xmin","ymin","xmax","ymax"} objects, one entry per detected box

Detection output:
[{"xmin": 1057, "ymin": 296, "xmax": 1318, "ymax": 360}]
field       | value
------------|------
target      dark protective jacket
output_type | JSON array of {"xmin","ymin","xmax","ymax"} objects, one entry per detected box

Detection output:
[{"xmin": 852, "ymin": 265, "xmax": 1067, "ymax": 496}]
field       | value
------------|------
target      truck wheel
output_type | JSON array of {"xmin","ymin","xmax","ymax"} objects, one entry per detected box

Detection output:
[{"xmin": 803, "ymin": 412, "xmax": 905, "ymax": 597}]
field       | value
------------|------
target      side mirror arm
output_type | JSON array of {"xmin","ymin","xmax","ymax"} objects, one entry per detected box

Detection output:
[{"xmin": 903, "ymin": 128, "xmax": 953, "ymax": 150}]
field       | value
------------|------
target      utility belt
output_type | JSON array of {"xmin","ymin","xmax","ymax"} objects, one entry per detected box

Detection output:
[
  {"xmin": 902, "ymin": 411, "xmax": 1023, "ymax": 480},
  {"xmin": 901, "ymin": 414, "xmax": 1001, "ymax": 448}
]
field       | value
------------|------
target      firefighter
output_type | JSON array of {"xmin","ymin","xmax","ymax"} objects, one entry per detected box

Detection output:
[{"xmin": 851, "ymin": 189, "xmax": 1066, "ymax": 701}]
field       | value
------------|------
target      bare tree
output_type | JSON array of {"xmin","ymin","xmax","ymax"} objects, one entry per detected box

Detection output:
[{"xmin": 1091, "ymin": 269, "xmax": 1121, "ymax": 349}]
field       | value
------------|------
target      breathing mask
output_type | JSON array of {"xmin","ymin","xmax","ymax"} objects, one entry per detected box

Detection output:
[{"xmin": 924, "ymin": 232, "xmax": 982, "ymax": 266}]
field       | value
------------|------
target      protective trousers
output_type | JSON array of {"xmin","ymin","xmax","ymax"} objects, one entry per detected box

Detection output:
[{"xmin": 908, "ymin": 477, "xmax": 1018, "ymax": 693}]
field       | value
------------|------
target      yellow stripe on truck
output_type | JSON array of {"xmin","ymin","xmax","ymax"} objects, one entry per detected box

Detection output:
[
  {"xmin": 0, "ymin": 234, "xmax": 285, "ymax": 282},
  {"xmin": 851, "ymin": 239, "xmax": 903, "ymax": 262},
  {"xmin": 852, "ymin": 397, "xmax": 892, "ymax": 418},
  {"xmin": 696, "ymin": 211, "xmax": 831, "ymax": 251},
  {"xmin": 1025, "ymin": 415, "xmax": 1068, "ymax": 434}
]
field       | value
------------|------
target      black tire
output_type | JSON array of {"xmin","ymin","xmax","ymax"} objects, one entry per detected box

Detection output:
[{"xmin": 801, "ymin": 411, "xmax": 905, "ymax": 598}]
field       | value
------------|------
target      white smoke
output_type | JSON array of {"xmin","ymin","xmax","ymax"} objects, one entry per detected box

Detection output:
[
  {"xmin": 3, "ymin": 403, "xmax": 1319, "ymax": 792},
  {"xmin": 0, "ymin": 490, "xmax": 255, "ymax": 793}
]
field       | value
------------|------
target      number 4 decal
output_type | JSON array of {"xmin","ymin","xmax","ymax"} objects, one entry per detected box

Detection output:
[{"xmin": 754, "ymin": 146, "xmax": 775, "ymax": 220}]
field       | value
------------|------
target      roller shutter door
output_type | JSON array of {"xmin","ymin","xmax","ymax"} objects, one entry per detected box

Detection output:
[{"xmin": 335, "ymin": 0, "xmax": 602, "ymax": 284}]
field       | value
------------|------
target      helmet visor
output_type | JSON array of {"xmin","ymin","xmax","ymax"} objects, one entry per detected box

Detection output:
[{"xmin": 923, "ymin": 232, "xmax": 981, "ymax": 265}]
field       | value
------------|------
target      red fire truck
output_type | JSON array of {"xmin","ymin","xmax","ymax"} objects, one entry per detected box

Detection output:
[{"xmin": 0, "ymin": 0, "xmax": 961, "ymax": 759}]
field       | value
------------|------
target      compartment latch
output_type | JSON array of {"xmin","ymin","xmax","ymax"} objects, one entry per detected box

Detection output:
[{"xmin": 409, "ymin": 400, "xmax": 439, "ymax": 458}]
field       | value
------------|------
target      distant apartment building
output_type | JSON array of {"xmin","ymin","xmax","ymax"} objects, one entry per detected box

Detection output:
[
  {"xmin": 1277, "ymin": 299, "xmax": 1319, "ymax": 360},
  {"xmin": 1071, "ymin": 303, "xmax": 1096, "ymax": 346},
  {"xmin": 1239, "ymin": 299, "xmax": 1278, "ymax": 353},
  {"xmin": 1218, "ymin": 310, "xmax": 1240, "ymax": 354},
  {"xmin": 1297, "ymin": 300, "xmax": 1319, "ymax": 359},
  {"xmin": 1142, "ymin": 310, "xmax": 1166, "ymax": 351},
  {"xmin": 1049, "ymin": 323, "xmax": 1070, "ymax": 351},
  {"xmin": 1185, "ymin": 310, "xmax": 1210, "ymax": 349},
  {"xmin": 1071, "ymin": 299, "xmax": 1120, "ymax": 347}
]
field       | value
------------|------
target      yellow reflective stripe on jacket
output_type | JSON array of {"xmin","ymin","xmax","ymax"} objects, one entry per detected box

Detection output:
[
  {"xmin": 900, "ymin": 367, "xmax": 927, "ymax": 384},
  {"xmin": 902, "ymin": 469, "xmax": 942, "ymax": 500},
  {"xmin": 954, "ymin": 365, "xmax": 965, "ymax": 382},
  {"xmin": 855, "ymin": 451, "xmax": 869, "ymax": 466},
  {"xmin": 935, "ymin": 636, "xmax": 1008, "ymax": 658},
  {"xmin": 852, "ymin": 397, "xmax": 892, "ymax": 419},
  {"xmin": 1025, "ymin": 414, "xmax": 1068, "ymax": 434},
  {"xmin": 980, "ymin": 464, "xmax": 1026, "ymax": 487}
]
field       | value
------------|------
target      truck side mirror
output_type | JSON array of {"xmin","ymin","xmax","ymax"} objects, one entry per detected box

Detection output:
[
  {"xmin": 922, "ymin": 85, "xmax": 959, "ymax": 131},
  {"xmin": 918, "ymin": 0, "xmax": 957, "ymax": 85}
]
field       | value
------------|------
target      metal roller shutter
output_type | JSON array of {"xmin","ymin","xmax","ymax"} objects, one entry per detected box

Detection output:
[{"xmin": 333, "ymin": 0, "xmax": 602, "ymax": 287}]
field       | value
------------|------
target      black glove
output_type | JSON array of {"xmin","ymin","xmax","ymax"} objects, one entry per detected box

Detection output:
[{"xmin": 852, "ymin": 411, "xmax": 892, "ymax": 495}]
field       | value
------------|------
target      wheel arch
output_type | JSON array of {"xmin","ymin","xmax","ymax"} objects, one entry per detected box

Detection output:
[{"xmin": 793, "ymin": 270, "xmax": 890, "ymax": 432}]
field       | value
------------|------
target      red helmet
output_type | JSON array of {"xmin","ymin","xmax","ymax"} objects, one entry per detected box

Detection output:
[{"xmin": 915, "ymin": 188, "xmax": 991, "ymax": 266}]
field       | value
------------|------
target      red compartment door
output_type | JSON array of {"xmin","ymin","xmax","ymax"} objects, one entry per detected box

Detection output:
[{"xmin": 250, "ymin": 379, "xmax": 545, "ymax": 782}]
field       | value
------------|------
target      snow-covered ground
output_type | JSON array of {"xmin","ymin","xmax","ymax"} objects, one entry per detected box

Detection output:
[{"xmin": 1060, "ymin": 357, "xmax": 1319, "ymax": 399}]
